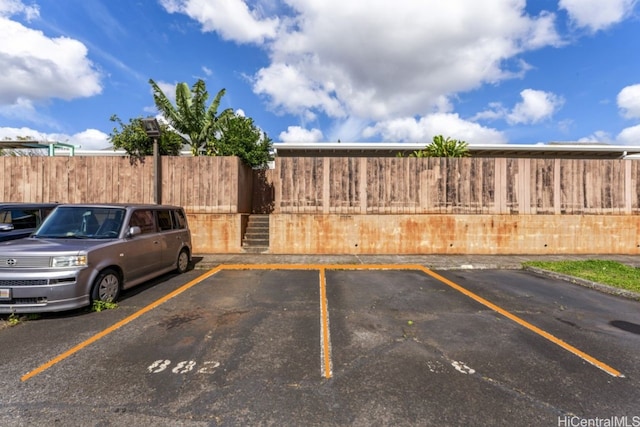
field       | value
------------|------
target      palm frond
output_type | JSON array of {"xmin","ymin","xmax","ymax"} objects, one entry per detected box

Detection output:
[{"xmin": 149, "ymin": 79, "xmax": 181, "ymax": 128}]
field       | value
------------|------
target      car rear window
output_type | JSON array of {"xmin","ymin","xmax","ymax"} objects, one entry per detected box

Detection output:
[
  {"xmin": 157, "ymin": 210, "xmax": 173, "ymax": 231},
  {"xmin": 173, "ymin": 209, "xmax": 187, "ymax": 229}
]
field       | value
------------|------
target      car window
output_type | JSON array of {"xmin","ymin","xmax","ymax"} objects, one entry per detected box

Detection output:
[
  {"xmin": 129, "ymin": 209, "xmax": 157, "ymax": 234},
  {"xmin": 2, "ymin": 209, "xmax": 39, "ymax": 229},
  {"xmin": 173, "ymin": 209, "xmax": 187, "ymax": 229},
  {"xmin": 157, "ymin": 210, "xmax": 173, "ymax": 231},
  {"xmin": 93, "ymin": 209, "xmax": 124, "ymax": 237}
]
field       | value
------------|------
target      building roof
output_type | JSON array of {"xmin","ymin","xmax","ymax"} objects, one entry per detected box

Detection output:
[
  {"xmin": 4, "ymin": 140, "xmax": 639, "ymax": 159},
  {"xmin": 273, "ymin": 142, "xmax": 640, "ymax": 159},
  {"xmin": 0, "ymin": 140, "xmax": 76, "ymax": 156}
]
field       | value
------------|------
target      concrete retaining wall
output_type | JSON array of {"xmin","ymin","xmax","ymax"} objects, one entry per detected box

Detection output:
[
  {"xmin": 187, "ymin": 213, "xmax": 243, "ymax": 253},
  {"xmin": 266, "ymin": 214, "xmax": 639, "ymax": 255}
]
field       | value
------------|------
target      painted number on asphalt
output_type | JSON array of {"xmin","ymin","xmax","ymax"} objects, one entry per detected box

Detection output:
[
  {"xmin": 147, "ymin": 360, "xmax": 221, "ymax": 374},
  {"xmin": 148, "ymin": 359, "xmax": 171, "ymax": 373},
  {"xmin": 451, "ymin": 361, "xmax": 475, "ymax": 375}
]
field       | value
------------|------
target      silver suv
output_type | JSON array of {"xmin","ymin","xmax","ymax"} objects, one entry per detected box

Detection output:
[{"xmin": 0, "ymin": 204, "xmax": 192, "ymax": 313}]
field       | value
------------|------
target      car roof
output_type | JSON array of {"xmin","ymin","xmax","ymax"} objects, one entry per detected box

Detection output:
[
  {"xmin": 0, "ymin": 202, "xmax": 58, "ymax": 208},
  {"xmin": 53, "ymin": 203, "xmax": 184, "ymax": 210}
]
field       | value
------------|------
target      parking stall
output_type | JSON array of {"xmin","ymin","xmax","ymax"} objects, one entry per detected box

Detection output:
[{"xmin": 2, "ymin": 265, "xmax": 639, "ymax": 426}]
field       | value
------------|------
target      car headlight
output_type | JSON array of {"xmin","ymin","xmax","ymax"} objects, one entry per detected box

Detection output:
[{"xmin": 51, "ymin": 255, "xmax": 88, "ymax": 267}]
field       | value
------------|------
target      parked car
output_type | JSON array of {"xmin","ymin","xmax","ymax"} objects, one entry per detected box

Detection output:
[
  {"xmin": 0, "ymin": 203, "xmax": 57, "ymax": 242},
  {"xmin": 0, "ymin": 204, "xmax": 192, "ymax": 313}
]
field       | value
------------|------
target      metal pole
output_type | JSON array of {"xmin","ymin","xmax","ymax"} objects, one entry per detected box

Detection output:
[
  {"xmin": 153, "ymin": 137, "xmax": 160, "ymax": 204},
  {"xmin": 141, "ymin": 118, "xmax": 162, "ymax": 205}
]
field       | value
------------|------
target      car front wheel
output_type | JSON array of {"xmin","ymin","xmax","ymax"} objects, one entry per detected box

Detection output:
[{"xmin": 91, "ymin": 268, "xmax": 121, "ymax": 303}]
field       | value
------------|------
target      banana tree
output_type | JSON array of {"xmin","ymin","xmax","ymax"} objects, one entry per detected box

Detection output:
[{"xmin": 149, "ymin": 78, "xmax": 233, "ymax": 156}]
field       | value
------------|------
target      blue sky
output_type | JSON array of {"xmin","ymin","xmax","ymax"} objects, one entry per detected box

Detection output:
[{"xmin": 1, "ymin": 0, "xmax": 640, "ymax": 150}]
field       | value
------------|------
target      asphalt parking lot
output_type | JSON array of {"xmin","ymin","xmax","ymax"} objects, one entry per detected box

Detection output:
[{"xmin": 1, "ymin": 262, "xmax": 640, "ymax": 426}]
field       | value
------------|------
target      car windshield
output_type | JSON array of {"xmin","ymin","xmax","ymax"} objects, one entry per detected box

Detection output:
[{"xmin": 34, "ymin": 207, "xmax": 126, "ymax": 239}]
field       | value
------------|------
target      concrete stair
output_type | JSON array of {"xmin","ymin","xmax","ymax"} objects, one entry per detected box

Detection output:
[{"xmin": 242, "ymin": 214, "xmax": 270, "ymax": 253}]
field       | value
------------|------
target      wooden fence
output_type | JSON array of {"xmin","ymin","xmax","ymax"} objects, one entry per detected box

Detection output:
[
  {"xmin": 0, "ymin": 156, "xmax": 252, "ymax": 213},
  {"xmin": 2, "ymin": 155, "xmax": 639, "ymax": 215},
  {"xmin": 275, "ymin": 157, "xmax": 640, "ymax": 214}
]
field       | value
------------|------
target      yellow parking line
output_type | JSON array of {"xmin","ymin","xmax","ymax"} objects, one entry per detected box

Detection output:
[
  {"xmin": 416, "ymin": 266, "xmax": 624, "ymax": 378},
  {"xmin": 21, "ymin": 263, "xmax": 624, "ymax": 382},
  {"xmin": 21, "ymin": 266, "xmax": 224, "ymax": 382},
  {"xmin": 319, "ymin": 268, "xmax": 333, "ymax": 379}
]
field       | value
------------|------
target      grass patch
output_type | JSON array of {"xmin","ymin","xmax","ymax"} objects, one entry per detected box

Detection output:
[
  {"xmin": 523, "ymin": 260, "xmax": 640, "ymax": 294},
  {"xmin": 3, "ymin": 312, "xmax": 40, "ymax": 327},
  {"xmin": 91, "ymin": 300, "xmax": 118, "ymax": 312},
  {"xmin": 7, "ymin": 312, "xmax": 21, "ymax": 326}
]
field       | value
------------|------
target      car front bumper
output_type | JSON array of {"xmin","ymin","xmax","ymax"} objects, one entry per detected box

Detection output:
[{"xmin": 0, "ymin": 267, "xmax": 95, "ymax": 313}]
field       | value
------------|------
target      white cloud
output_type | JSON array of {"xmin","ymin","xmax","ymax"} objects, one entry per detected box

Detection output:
[
  {"xmin": 0, "ymin": 0, "xmax": 39, "ymax": 20},
  {"xmin": 615, "ymin": 83, "xmax": 640, "ymax": 145},
  {"xmin": 617, "ymin": 84, "xmax": 640, "ymax": 119},
  {"xmin": 522, "ymin": 11, "xmax": 564, "ymax": 49},
  {"xmin": 159, "ymin": 0, "xmax": 279, "ymax": 44},
  {"xmin": 617, "ymin": 124, "xmax": 640, "ymax": 145},
  {"xmin": 472, "ymin": 102, "xmax": 509, "ymax": 122},
  {"xmin": 0, "ymin": 97, "xmax": 45, "ymax": 124},
  {"xmin": 0, "ymin": 15, "xmax": 102, "ymax": 111},
  {"xmin": 0, "ymin": 127, "xmax": 111, "ymax": 150},
  {"xmin": 160, "ymin": 1, "xmax": 580, "ymax": 142},
  {"xmin": 279, "ymin": 126, "xmax": 323, "ymax": 142},
  {"xmin": 362, "ymin": 113, "xmax": 507, "ymax": 144},
  {"xmin": 64, "ymin": 129, "xmax": 111, "ymax": 150},
  {"xmin": 581, "ymin": 126, "xmax": 640, "ymax": 146},
  {"xmin": 473, "ymin": 89, "xmax": 564, "ymax": 125},
  {"xmin": 577, "ymin": 131, "xmax": 614, "ymax": 143},
  {"xmin": 253, "ymin": 62, "xmax": 345, "ymax": 118},
  {"xmin": 0, "ymin": 126, "xmax": 46, "ymax": 141},
  {"xmin": 559, "ymin": 0, "xmax": 637, "ymax": 32},
  {"xmin": 507, "ymin": 89, "xmax": 564, "ymax": 124},
  {"xmin": 253, "ymin": 0, "xmax": 562, "ymax": 126}
]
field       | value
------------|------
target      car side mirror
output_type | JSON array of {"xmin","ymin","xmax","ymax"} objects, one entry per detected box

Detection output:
[
  {"xmin": 127, "ymin": 226, "xmax": 142, "ymax": 237},
  {"xmin": 0, "ymin": 223, "xmax": 14, "ymax": 232}
]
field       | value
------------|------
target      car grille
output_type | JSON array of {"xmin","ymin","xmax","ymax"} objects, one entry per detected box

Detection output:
[
  {"xmin": 0, "ymin": 257, "xmax": 50, "ymax": 268},
  {"xmin": 0, "ymin": 279, "xmax": 48, "ymax": 287}
]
